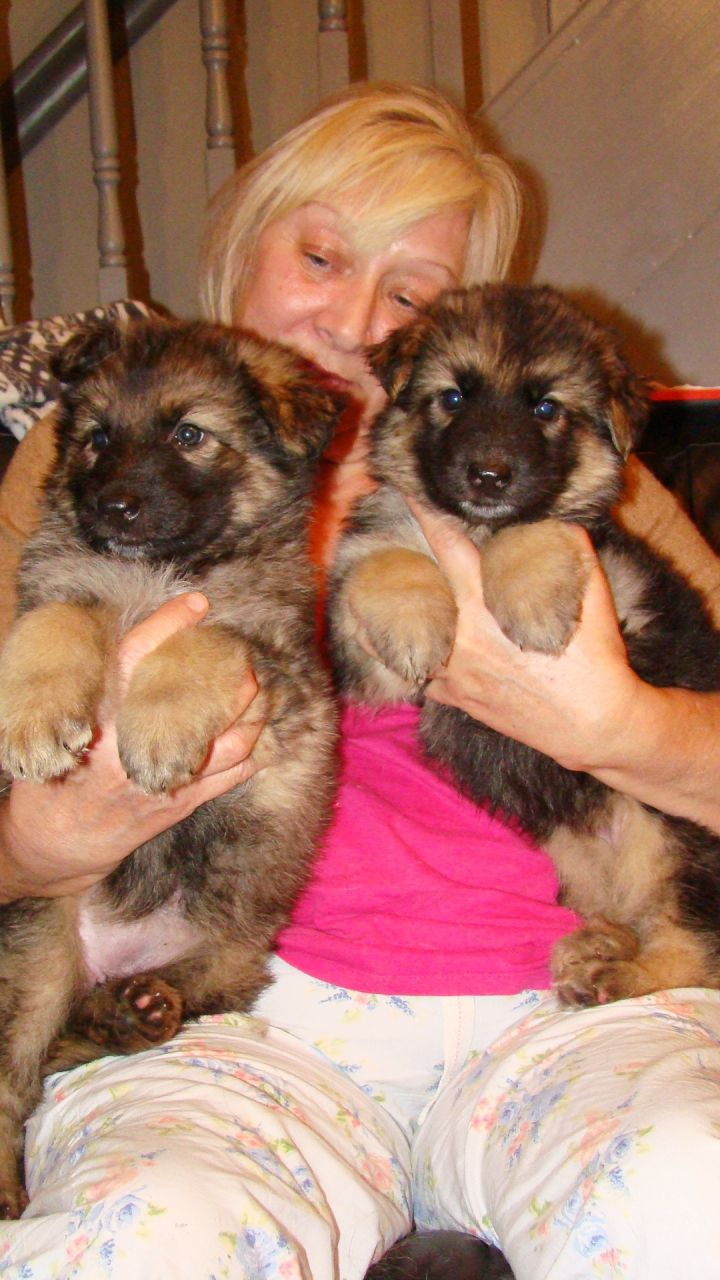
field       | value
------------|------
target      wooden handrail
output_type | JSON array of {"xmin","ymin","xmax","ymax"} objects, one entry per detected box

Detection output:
[{"xmin": 1, "ymin": 0, "xmax": 178, "ymax": 172}]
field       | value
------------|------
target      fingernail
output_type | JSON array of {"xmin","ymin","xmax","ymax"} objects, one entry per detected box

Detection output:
[{"xmin": 184, "ymin": 593, "xmax": 209, "ymax": 615}]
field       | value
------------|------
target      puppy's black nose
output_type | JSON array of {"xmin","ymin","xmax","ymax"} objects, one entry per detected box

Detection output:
[
  {"xmin": 467, "ymin": 461, "xmax": 512, "ymax": 496},
  {"xmin": 98, "ymin": 492, "xmax": 141, "ymax": 524}
]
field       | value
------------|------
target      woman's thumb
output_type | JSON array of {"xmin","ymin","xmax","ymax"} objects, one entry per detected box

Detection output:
[{"xmin": 116, "ymin": 592, "xmax": 209, "ymax": 694}]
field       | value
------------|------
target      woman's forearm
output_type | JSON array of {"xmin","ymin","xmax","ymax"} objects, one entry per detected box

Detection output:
[{"xmin": 587, "ymin": 684, "xmax": 720, "ymax": 835}]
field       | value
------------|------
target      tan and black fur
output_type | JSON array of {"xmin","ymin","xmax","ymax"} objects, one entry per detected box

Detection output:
[
  {"xmin": 0, "ymin": 317, "xmax": 342, "ymax": 1216},
  {"xmin": 329, "ymin": 283, "xmax": 720, "ymax": 1015}
]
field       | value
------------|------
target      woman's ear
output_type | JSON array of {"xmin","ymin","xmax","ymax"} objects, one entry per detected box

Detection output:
[{"xmin": 50, "ymin": 321, "xmax": 125, "ymax": 385}]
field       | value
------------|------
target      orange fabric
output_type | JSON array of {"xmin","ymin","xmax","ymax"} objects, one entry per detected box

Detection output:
[{"xmin": 0, "ymin": 412, "xmax": 57, "ymax": 640}]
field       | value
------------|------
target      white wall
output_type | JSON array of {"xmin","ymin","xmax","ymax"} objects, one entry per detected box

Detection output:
[{"xmin": 484, "ymin": 0, "xmax": 720, "ymax": 382}]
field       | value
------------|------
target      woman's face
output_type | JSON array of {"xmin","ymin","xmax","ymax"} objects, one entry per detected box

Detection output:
[{"xmin": 238, "ymin": 198, "xmax": 470, "ymax": 420}]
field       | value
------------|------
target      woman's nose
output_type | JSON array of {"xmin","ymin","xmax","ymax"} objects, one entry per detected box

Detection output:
[{"xmin": 320, "ymin": 280, "xmax": 378, "ymax": 352}]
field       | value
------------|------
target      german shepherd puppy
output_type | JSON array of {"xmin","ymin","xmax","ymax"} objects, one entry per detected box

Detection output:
[
  {"xmin": 0, "ymin": 317, "xmax": 342, "ymax": 1217},
  {"xmin": 329, "ymin": 284, "xmax": 720, "ymax": 1012}
]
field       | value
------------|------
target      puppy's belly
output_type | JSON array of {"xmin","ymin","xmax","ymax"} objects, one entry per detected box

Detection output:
[{"xmin": 77, "ymin": 890, "xmax": 201, "ymax": 986}]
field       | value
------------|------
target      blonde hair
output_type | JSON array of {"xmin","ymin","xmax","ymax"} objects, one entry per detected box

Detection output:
[{"xmin": 200, "ymin": 81, "xmax": 522, "ymax": 325}]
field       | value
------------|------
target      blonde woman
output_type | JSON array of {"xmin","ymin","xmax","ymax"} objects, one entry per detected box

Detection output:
[{"xmin": 0, "ymin": 82, "xmax": 719, "ymax": 1279}]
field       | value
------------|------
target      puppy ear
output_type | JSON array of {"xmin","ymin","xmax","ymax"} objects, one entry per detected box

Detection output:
[
  {"xmin": 237, "ymin": 336, "xmax": 346, "ymax": 460},
  {"xmin": 602, "ymin": 355, "xmax": 649, "ymax": 459},
  {"xmin": 366, "ymin": 316, "xmax": 431, "ymax": 400},
  {"xmin": 51, "ymin": 321, "xmax": 125, "ymax": 385}
]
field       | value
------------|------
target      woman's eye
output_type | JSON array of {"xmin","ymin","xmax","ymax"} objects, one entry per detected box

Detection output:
[
  {"xmin": 174, "ymin": 422, "xmax": 205, "ymax": 449},
  {"xmin": 533, "ymin": 397, "xmax": 559, "ymax": 422},
  {"xmin": 90, "ymin": 427, "xmax": 109, "ymax": 450},
  {"xmin": 439, "ymin": 387, "xmax": 463, "ymax": 413},
  {"xmin": 393, "ymin": 293, "xmax": 416, "ymax": 312},
  {"xmin": 304, "ymin": 250, "xmax": 331, "ymax": 271}
]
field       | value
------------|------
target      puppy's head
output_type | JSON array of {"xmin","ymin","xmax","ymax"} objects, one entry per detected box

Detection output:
[
  {"xmin": 49, "ymin": 318, "xmax": 343, "ymax": 566},
  {"xmin": 367, "ymin": 284, "xmax": 647, "ymax": 531}
]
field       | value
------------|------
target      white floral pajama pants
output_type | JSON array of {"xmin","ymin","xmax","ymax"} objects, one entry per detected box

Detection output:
[{"xmin": 1, "ymin": 959, "xmax": 720, "ymax": 1279}]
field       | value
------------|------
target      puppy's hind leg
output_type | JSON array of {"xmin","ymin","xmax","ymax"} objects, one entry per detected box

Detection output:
[
  {"xmin": 45, "ymin": 972, "xmax": 185, "ymax": 1076},
  {"xmin": 58, "ymin": 940, "xmax": 269, "ymax": 1065},
  {"xmin": 548, "ymin": 799, "xmax": 720, "ymax": 1005},
  {"xmin": 148, "ymin": 939, "xmax": 272, "ymax": 1021},
  {"xmin": 0, "ymin": 899, "xmax": 82, "ymax": 1217}
]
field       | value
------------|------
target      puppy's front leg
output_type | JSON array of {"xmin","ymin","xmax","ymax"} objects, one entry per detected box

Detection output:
[
  {"xmin": 0, "ymin": 602, "xmax": 116, "ymax": 781},
  {"xmin": 336, "ymin": 548, "xmax": 457, "ymax": 700},
  {"xmin": 117, "ymin": 624, "xmax": 253, "ymax": 792},
  {"xmin": 481, "ymin": 520, "xmax": 589, "ymax": 654}
]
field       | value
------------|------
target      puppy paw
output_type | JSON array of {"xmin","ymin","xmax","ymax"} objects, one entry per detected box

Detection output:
[
  {"xmin": 356, "ymin": 599, "xmax": 455, "ymax": 688},
  {"xmin": 552, "ymin": 919, "xmax": 642, "ymax": 1006},
  {"xmin": 0, "ymin": 602, "xmax": 109, "ymax": 781},
  {"xmin": 0, "ymin": 681, "xmax": 95, "ymax": 782},
  {"xmin": 344, "ymin": 549, "xmax": 457, "ymax": 689},
  {"xmin": 482, "ymin": 521, "xmax": 588, "ymax": 654},
  {"xmin": 77, "ymin": 974, "xmax": 183, "ymax": 1051},
  {"xmin": 117, "ymin": 625, "xmax": 250, "ymax": 793},
  {"xmin": 116, "ymin": 704, "xmax": 215, "ymax": 793}
]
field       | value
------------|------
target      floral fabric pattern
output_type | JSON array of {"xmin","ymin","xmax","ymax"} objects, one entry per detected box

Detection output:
[
  {"xmin": 1, "ymin": 969, "xmax": 720, "ymax": 1278},
  {"xmin": 413, "ymin": 988, "xmax": 720, "ymax": 1279}
]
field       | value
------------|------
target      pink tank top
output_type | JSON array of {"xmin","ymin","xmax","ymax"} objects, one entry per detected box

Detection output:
[{"xmin": 276, "ymin": 702, "xmax": 580, "ymax": 995}]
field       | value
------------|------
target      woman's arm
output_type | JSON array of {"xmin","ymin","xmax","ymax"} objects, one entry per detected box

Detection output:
[
  {"xmin": 411, "ymin": 504, "xmax": 720, "ymax": 836},
  {"xmin": 618, "ymin": 456, "xmax": 720, "ymax": 619},
  {"xmin": 0, "ymin": 593, "xmax": 263, "ymax": 902}
]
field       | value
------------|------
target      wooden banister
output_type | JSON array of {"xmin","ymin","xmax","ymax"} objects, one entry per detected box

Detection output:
[
  {"xmin": 84, "ymin": 0, "xmax": 129, "ymax": 303},
  {"xmin": 1, "ymin": 0, "xmax": 178, "ymax": 172}
]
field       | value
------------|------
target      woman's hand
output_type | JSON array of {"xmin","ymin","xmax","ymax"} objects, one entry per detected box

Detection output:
[
  {"xmin": 0, "ymin": 594, "xmax": 264, "ymax": 901},
  {"xmin": 410, "ymin": 502, "xmax": 636, "ymax": 771},
  {"xmin": 411, "ymin": 502, "xmax": 720, "ymax": 833}
]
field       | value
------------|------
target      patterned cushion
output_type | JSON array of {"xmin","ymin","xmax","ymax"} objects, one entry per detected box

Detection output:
[{"xmin": 0, "ymin": 301, "xmax": 151, "ymax": 440}]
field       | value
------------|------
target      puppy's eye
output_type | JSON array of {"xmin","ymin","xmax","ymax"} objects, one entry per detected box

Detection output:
[
  {"xmin": 90, "ymin": 427, "xmax": 109, "ymax": 450},
  {"xmin": 174, "ymin": 422, "xmax": 205, "ymax": 449},
  {"xmin": 438, "ymin": 387, "xmax": 463, "ymax": 413},
  {"xmin": 533, "ymin": 398, "xmax": 559, "ymax": 422}
]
